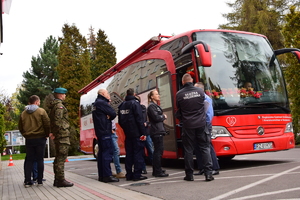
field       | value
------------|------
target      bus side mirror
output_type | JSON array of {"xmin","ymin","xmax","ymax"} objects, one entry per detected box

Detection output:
[
  {"xmin": 195, "ymin": 44, "xmax": 212, "ymax": 67},
  {"xmin": 292, "ymin": 51, "xmax": 300, "ymax": 63}
]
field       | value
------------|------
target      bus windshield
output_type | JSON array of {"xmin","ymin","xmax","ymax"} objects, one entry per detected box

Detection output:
[{"xmin": 193, "ymin": 31, "xmax": 289, "ymax": 115}]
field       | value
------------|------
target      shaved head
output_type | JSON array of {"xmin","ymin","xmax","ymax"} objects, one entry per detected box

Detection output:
[{"xmin": 182, "ymin": 73, "xmax": 193, "ymax": 85}]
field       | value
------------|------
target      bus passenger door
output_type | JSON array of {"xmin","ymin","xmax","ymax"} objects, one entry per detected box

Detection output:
[{"xmin": 156, "ymin": 71, "xmax": 178, "ymax": 159}]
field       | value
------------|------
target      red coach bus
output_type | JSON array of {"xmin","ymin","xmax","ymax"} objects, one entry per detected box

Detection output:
[{"xmin": 79, "ymin": 29, "xmax": 300, "ymax": 160}]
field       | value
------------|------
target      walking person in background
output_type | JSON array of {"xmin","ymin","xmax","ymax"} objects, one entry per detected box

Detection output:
[
  {"xmin": 147, "ymin": 90, "xmax": 169, "ymax": 178},
  {"xmin": 19, "ymin": 95, "xmax": 50, "ymax": 188},
  {"xmin": 92, "ymin": 88, "xmax": 119, "ymax": 183},
  {"xmin": 49, "ymin": 88, "xmax": 74, "ymax": 187},
  {"xmin": 176, "ymin": 73, "xmax": 214, "ymax": 181},
  {"xmin": 193, "ymin": 82, "xmax": 220, "ymax": 176},
  {"xmin": 136, "ymin": 95, "xmax": 154, "ymax": 174},
  {"xmin": 118, "ymin": 88, "xmax": 147, "ymax": 181},
  {"xmin": 111, "ymin": 120, "xmax": 126, "ymax": 178}
]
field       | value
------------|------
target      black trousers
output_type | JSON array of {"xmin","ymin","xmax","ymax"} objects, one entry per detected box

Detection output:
[
  {"xmin": 182, "ymin": 126, "xmax": 212, "ymax": 176},
  {"xmin": 195, "ymin": 123, "xmax": 220, "ymax": 170},
  {"xmin": 151, "ymin": 135, "xmax": 164, "ymax": 175},
  {"xmin": 97, "ymin": 135, "xmax": 113, "ymax": 178},
  {"xmin": 125, "ymin": 137, "xmax": 145, "ymax": 179},
  {"xmin": 24, "ymin": 137, "xmax": 46, "ymax": 183}
]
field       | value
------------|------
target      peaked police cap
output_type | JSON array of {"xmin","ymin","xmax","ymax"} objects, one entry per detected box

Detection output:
[{"xmin": 54, "ymin": 88, "xmax": 68, "ymax": 94}]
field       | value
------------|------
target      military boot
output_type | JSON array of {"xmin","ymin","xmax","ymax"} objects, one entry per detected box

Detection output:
[
  {"xmin": 53, "ymin": 180, "xmax": 58, "ymax": 187},
  {"xmin": 55, "ymin": 179, "xmax": 74, "ymax": 187}
]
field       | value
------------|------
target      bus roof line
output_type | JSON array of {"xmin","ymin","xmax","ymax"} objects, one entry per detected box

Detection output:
[{"xmin": 78, "ymin": 34, "xmax": 169, "ymax": 94}]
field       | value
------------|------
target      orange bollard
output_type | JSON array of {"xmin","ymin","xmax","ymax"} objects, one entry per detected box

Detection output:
[{"xmin": 8, "ymin": 155, "xmax": 14, "ymax": 166}]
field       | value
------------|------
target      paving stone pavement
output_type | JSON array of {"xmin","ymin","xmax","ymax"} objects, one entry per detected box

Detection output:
[{"xmin": 0, "ymin": 156, "xmax": 162, "ymax": 200}]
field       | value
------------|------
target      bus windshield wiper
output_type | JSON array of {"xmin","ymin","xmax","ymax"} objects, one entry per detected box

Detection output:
[
  {"xmin": 214, "ymin": 105, "xmax": 261, "ymax": 116},
  {"xmin": 244, "ymin": 102, "xmax": 290, "ymax": 113}
]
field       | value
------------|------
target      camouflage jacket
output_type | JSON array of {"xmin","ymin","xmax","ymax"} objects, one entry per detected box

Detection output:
[{"xmin": 49, "ymin": 99, "xmax": 70, "ymax": 144}]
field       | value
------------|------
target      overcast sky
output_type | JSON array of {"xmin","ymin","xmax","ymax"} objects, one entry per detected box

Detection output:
[{"xmin": 0, "ymin": 0, "xmax": 232, "ymax": 96}]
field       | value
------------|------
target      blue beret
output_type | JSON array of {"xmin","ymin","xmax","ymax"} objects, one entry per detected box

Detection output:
[{"xmin": 54, "ymin": 88, "xmax": 68, "ymax": 94}]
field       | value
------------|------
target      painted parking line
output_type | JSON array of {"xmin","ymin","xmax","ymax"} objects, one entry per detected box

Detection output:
[{"xmin": 209, "ymin": 165, "xmax": 300, "ymax": 200}]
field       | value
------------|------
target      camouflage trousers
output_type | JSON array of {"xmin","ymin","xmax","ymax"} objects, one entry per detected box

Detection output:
[{"xmin": 53, "ymin": 142, "xmax": 69, "ymax": 180}]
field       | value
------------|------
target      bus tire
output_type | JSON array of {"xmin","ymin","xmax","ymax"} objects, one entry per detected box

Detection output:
[{"xmin": 93, "ymin": 140, "xmax": 98, "ymax": 159}]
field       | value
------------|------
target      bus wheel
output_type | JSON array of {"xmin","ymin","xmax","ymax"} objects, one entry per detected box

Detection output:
[
  {"xmin": 93, "ymin": 140, "xmax": 98, "ymax": 159},
  {"xmin": 218, "ymin": 155, "xmax": 235, "ymax": 162}
]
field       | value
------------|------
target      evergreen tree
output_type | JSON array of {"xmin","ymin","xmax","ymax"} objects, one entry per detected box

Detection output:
[
  {"xmin": 0, "ymin": 103, "xmax": 7, "ymax": 154},
  {"xmin": 88, "ymin": 27, "xmax": 117, "ymax": 80},
  {"xmin": 57, "ymin": 23, "xmax": 92, "ymax": 129},
  {"xmin": 57, "ymin": 23, "xmax": 92, "ymax": 155},
  {"xmin": 282, "ymin": 6, "xmax": 300, "ymax": 142},
  {"xmin": 17, "ymin": 36, "xmax": 60, "ymax": 106},
  {"xmin": 219, "ymin": 0, "xmax": 296, "ymax": 50}
]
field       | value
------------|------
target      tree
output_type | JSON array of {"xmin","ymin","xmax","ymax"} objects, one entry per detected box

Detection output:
[
  {"xmin": 17, "ymin": 36, "xmax": 60, "ymax": 107},
  {"xmin": 282, "ymin": 6, "xmax": 300, "ymax": 142},
  {"xmin": 219, "ymin": 0, "xmax": 296, "ymax": 50},
  {"xmin": 0, "ymin": 103, "xmax": 7, "ymax": 154},
  {"xmin": 88, "ymin": 27, "xmax": 117, "ymax": 80},
  {"xmin": 0, "ymin": 89, "xmax": 18, "ymax": 131},
  {"xmin": 57, "ymin": 24, "xmax": 92, "ymax": 153}
]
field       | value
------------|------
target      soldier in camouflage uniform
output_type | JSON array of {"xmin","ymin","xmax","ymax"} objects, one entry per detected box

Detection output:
[{"xmin": 48, "ymin": 88, "xmax": 74, "ymax": 187}]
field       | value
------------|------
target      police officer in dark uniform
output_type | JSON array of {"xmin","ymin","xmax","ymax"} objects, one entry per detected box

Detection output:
[
  {"xmin": 49, "ymin": 87, "xmax": 74, "ymax": 187},
  {"xmin": 118, "ymin": 88, "xmax": 147, "ymax": 181},
  {"xmin": 176, "ymin": 73, "xmax": 214, "ymax": 181},
  {"xmin": 92, "ymin": 88, "xmax": 119, "ymax": 183}
]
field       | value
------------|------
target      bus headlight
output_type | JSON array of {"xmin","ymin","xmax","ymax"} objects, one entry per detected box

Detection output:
[
  {"xmin": 284, "ymin": 122, "xmax": 293, "ymax": 133},
  {"xmin": 211, "ymin": 126, "xmax": 232, "ymax": 139}
]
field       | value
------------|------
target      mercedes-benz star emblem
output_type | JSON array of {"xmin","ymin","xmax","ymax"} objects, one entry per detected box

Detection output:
[{"xmin": 257, "ymin": 126, "xmax": 265, "ymax": 135}]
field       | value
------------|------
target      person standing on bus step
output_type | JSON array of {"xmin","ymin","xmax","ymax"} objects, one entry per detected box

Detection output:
[
  {"xmin": 176, "ymin": 73, "xmax": 214, "ymax": 181},
  {"xmin": 111, "ymin": 119, "xmax": 126, "ymax": 178},
  {"xmin": 48, "ymin": 88, "xmax": 74, "ymax": 187},
  {"xmin": 118, "ymin": 88, "xmax": 147, "ymax": 181},
  {"xmin": 136, "ymin": 95, "xmax": 154, "ymax": 174},
  {"xmin": 19, "ymin": 95, "xmax": 50, "ymax": 188},
  {"xmin": 193, "ymin": 82, "xmax": 220, "ymax": 176},
  {"xmin": 147, "ymin": 90, "xmax": 169, "ymax": 178},
  {"xmin": 92, "ymin": 88, "xmax": 119, "ymax": 183}
]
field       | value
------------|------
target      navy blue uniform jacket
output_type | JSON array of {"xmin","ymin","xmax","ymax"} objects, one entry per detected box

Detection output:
[
  {"xmin": 92, "ymin": 94, "xmax": 116, "ymax": 138},
  {"xmin": 118, "ymin": 95, "xmax": 146, "ymax": 138},
  {"xmin": 176, "ymin": 82, "xmax": 206, "ymax": 129}
]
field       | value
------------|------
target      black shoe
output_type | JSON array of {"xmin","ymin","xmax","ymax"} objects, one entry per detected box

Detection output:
[
  {"xmin": 212, "ymin": 170, "xmax": 219, "ymax": 175},
  {"xmin": 183, "ymin": 176, "xmax": 194, "ymax": 181},
  {"xmin": 55, "ymin": 179, "xmax": 74, "ymax": 187},
  {"xmin": 205, "ymin": 174, "xmax": 214, "ymax": 181},
  {"xmin": 154, "ymin": 173, "xmax": 169, "ymax": 177},
  {"xmin": 194, "ymin": 169, "xmax": 204, "ymax": 175},
  {"xmin": 24, "ymin": 181, "xmax": 33, "ymax": 188},
  {"xmin": 133, "ymin": 176, "xmax": 148, "ymax": 181},
  {"xmin": 142, "ymin": 170, "xmax": 147, "ymax": 174},
  {"xmin": 152, "ymin": 169, "xmax": 167, "ymax": 176},
  {"xmin": 102, "ymin": 176, "xmax": 119, "ymax": 183}
]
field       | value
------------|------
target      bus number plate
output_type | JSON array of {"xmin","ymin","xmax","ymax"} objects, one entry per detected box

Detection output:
[{"xmin": 254, "ymin": 142, "xmax": 273, "ymax": 150}]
